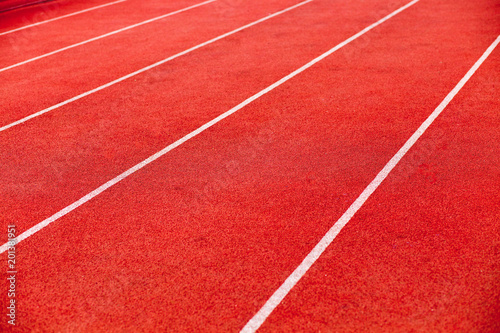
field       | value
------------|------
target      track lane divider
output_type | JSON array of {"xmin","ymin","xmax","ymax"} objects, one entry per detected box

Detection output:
[
  {"xmin": 0, "ymin": 0, "xmax": 313, "ymax": 132},
  {"xmin": 240, "ymin": 34, "xmax": 500, "ymax": 333},
  {"xmin": 0, "ymin": 0, "xmax": 127, "ymax": 36},
  {"xmin": 0, "ymin": 0, "xmax": 425, "ymax": 254},
  {"xmin": 0, "ymin": 0, "xmax": 216, "ymax": 73}
]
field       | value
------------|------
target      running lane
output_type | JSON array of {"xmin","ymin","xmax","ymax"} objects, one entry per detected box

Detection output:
[
  {"xmin": 257, "ymin": 43, "xmax": 500, "ymax": 333},
  {"xmin": 1, "ymin": 0, "xmax": 498, "ymax": 332}
]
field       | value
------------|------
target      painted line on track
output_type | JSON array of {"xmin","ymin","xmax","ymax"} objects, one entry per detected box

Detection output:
[
  {"xmin": 0, "ymin": 0, "xmax": 313, "ymax": 132},
  {"xmin": 0, "ymin": 0, "xmax": 424, "ymax": 255},
  {"xmin": 0, "ymin": 0, "xmax": 216, "ymax": 73},
  {"xmin": 240, "ymin": 34, "xmax": 500, "ymax": 333},
  {"xmin": 0, "ymin": 0, "xmax": 127, "ymax": 36}
]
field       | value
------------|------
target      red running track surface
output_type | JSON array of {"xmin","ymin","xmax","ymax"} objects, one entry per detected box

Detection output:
[{"xmin": 0, "ymin": 0, "xmax": 499, "ymax": 331}]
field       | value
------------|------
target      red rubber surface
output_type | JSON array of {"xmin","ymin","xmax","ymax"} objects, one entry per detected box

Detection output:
[{"xmin": 1, "ymin": 0, "xmax": 498, "ymax": 331}]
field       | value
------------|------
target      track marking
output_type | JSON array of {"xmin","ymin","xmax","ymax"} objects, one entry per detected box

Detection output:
[
  {"xmin": 240, "ymin": 34, "xmax": 500, "ymax": 333},
  {"xmin": 0, "ymin": 0, "xmax": 421, "ymax": 253},
  {"xmin": 0, "ymin": 0, "xmax": 216, "ymax": 73},
  {"xmin": 0, "ymin": 0, "xmax": 127, "ymax": 36},
  {"xmin": 0, "ymin": 0, "xmax": 312, "ymax": 132}
]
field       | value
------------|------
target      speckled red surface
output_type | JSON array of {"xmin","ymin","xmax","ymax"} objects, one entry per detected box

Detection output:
[{"xmin": 0, "ymin": 0, "xmax": 498, "ymax": 331}]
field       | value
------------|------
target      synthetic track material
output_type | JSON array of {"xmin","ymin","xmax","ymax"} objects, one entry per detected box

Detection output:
[{"xmin": 1, "ymin": 0, "xmax": 498, "ymax": 331}]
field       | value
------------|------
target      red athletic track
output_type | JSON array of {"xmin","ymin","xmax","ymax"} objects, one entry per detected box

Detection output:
[{"xmin": 1, "ymin": 0, "xmax": 499, "ymax": 331}]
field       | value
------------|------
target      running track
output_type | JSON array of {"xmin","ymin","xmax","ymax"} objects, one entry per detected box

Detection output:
[{"xmin": 1, "ymin": 0, "xmax": 499, "ymax": 331}]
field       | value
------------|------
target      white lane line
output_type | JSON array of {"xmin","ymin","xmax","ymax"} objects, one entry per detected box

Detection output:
[
  {"xmin": 240, "ymin": 34, "xmax": 500, "ymax": 333},
  {"xmin": 0, "ymin": 0, "xmax": 313, "ymax": 133},
  {"xmin": 0, "ymin": 0, "xmax": 127, "ymax": 36},
  {"xmin": 0, "ymin": 0, "xmax": 420, "ymax": 253},
  {"xmin": 0, "ymin": 0, "xmax": 216, "ymax": 73}
]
